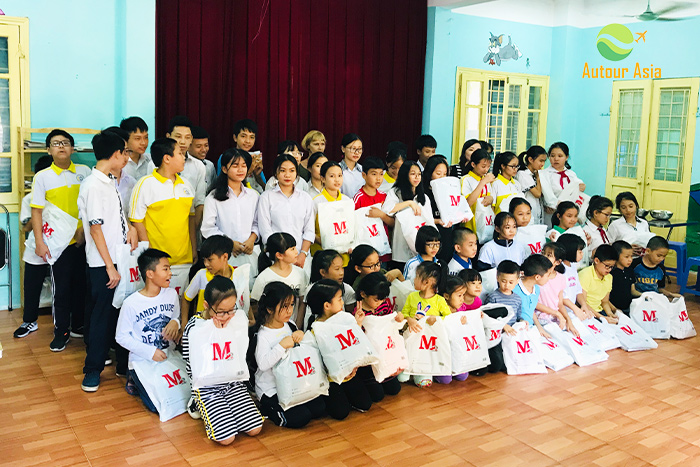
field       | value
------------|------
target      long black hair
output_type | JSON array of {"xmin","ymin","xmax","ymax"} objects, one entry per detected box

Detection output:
[
  {"xmin": 520, "ymin": 145, "xmax": 546, "ymax": 170},
  {"xmin": 258, "ymin": 232, "xmax": 297, "ymax": 273},
  {"xmin": 422, "ymin": 155, "xmax": 449, "ymax": 195},
  {"xmin": 586, "ymin": 195, "xmax": 613, "ymax": 220},
  {"xmin": 548, "ymin": 142, "xmax": 571, "ymax": 169},
  {"xmin": 310, "ymin": 249, "xmax": 343, "ymax": 283},
  {"xmin": 393, "ymin": 160, "xmax": 425, "ymax": 205},
  {"xmin": 211, "ymin": 148, "xmax": 252, "ymax": 201},
  {"xmin": 306, "ymin": 279, "xmax": 343, "ymax": 327},
  {"xmin": 459, "ymin": 139, "xmax": 481, "ymax": 172},
  {"xmin": 492, "ymin": 151, "xmax": 517, "ymax": 178}
]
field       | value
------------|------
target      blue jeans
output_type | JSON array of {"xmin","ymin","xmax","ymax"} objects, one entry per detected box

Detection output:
[{"xmin": 129, "ymin": 369, "xmax": 157, "ymax": 413}]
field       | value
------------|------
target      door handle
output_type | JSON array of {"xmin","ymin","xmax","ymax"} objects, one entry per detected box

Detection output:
[{"xmin": 637, "ymin": 180, "xmax": 642, "ymax": 185}]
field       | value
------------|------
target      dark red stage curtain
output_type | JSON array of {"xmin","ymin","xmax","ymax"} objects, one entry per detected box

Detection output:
[{"xmin": 155, "ymin": 0, "xmax": 427, "ymax": 170}]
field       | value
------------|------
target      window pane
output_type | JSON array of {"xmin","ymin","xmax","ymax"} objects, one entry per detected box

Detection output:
[
  {"xmin": 466, "ymin": 81, "xmax": 482, "ymax": 106},
  {"xmin": 0, "ymin": 37, "xmax": 8, "ymax": 74},
  {"xmin": 486, "ymin": 79, "xmax": 505, "ymax": 152},
  {"xmin": 654, "ymin": 89, "xmax": 689, "ymax": 182},
  {"xmin": 613, "ymin": 89, "xmax": 643, "ymax": 179},
  {"xmin": 0, "ymin": 79, "xmax": 9, "ymax": 153},
  {"xmin": 526, "ymin": 111, "xmax": 539, "ymax": 148},
  {"xmin": 0, "ymin": 157, "xmax": 10, "ymax": 192},
  {"xmin": 464, "ymin": 107, "xmax": 481, "ymax": 141},
  {"xmin": 528, "ymin": 86, "xmax": 541, "ymax": 110},
  {"xmin": 508, "ymin": 84, "xmax": 520, "ymax": 109},
  {"xmin": 505, "ymin": 110, "xmax": 518, "ymax": 152}
]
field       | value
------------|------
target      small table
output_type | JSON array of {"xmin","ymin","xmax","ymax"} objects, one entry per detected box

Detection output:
[{"xmin": 646, "ymin": 219, "xmax": 698, "ymax": 241}]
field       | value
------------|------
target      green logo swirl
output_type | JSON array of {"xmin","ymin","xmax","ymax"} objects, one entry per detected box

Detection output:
[{"xmin": 596, "ymin": 24, "xmax": 634, "ymax": 61}]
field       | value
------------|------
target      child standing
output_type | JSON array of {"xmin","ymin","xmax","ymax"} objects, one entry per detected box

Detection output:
[
  {"xmin": 380, "ymin": 145, "xmax": 406, "ymax": 193},
  {"xmin": 610, "ymin": 240, "xmax": 636, "ymax": 315},
  {"xmin": 433, "ymin": 275, "xmax": 472, "ymax": 384},
  {"xmin": 477, "ymin": 212, "xmax": 525, "ymax": 269},
  {"xmin": 251, "ymin": 233, "xmax": 309, "ymax": 330},
  {"xmin": 182, "ymin": 276, "xmax": 263, "ymax": 444},
  {"xmin": 403, "ymin": 225, "xmax": 441, "ymax": 284},
  {"xmin": 312, "ymin": 160, "xmax": 352, "ymax": 262},
  {"xmin": 78, "ymin": 130, "xmax": 137, "ymax": 391},
  {"xmin": 541, "ymin": 142, "xmax": 586, "ymax": 218},
  {"xmin": 582, "ymin": 195, "xmax": 614, "ymax": 257},
  {"xmin": 265, "ymin": 143, "xmax": 310, "ymax": 192},
  {"xmin": 254, "ymin": 281, "xmax": 325, "ymax": 428},
  {"xmin": 578, "ymin": 244, "xmax": 619, "ymax": 324},
  {"xmin": 354, "ymin": 157, "xmax": 394, "ymax": 263},
  {"xmin": 401, "ymin": 262, "xmax": 451, "ymax": 388},
  {"xmin": 308, "ymin": 280, "xmax": 373, "ymax": 419},
  {"xmin": 115, "ymin": 249, "xmax": 181, "ymax": 412},
  {"xmin": 490, "ymin": 151, "xmax": 522, "ymax": 214},
  {"xmin": 423, "ymin": 155, "xmax": 462, "ymax": 263},
  {"xmin": 516, "ymin": 145, "xmax": 547, "ymax": 224},
  {"xmin": 448, "ymin": 227, "xmax": 478, "ymax": 275},
  {"xmin": 30, "ymin": 129, "xmax": 90, "ymax": 351},
  {"xmin": 485, "ymin": 260, "xmax": 522, "ymax": 324},
  {"xmin": 306, "ymin": 152, "xmax": 328, "ymax": 198},
  {"xmin": 631, "ymin": 236, "xmax": 680, "ymax": 299},
  {"xmin": 461, "ymin": 149, "xmax": 495, "ymax": 239},
  {"xmin": 120, "ymin": 116, "xmax": 151, "ymax": 181},
  {"xmin": 415, "ymin": 134, "xmax": 437, "ymax": 172},
  {"xmin": 339, "ymin": 133, "xmax": 364, "ymax": 197}
]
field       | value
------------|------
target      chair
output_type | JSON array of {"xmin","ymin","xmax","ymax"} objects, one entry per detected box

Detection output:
[
  {"xmin": 680, "ymin": 256, "xmax": 700, "ymax": 297},
  {"xmin": 666, "ymin": 241, "xmax": 687, "ymax": 281}
]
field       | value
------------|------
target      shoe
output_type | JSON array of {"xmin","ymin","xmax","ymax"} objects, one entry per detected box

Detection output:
[
  {"xmin": 81, "ymin": 372, "xmax": 100, "ymax": 392},
  {"xmin": 416, "ymin": 379, "xmax": 433, "ymax": 389},
  {"xmin": 13, "ymin": 322, "xmax": 38, "ymax": 338},
  {"xmin": 49, "ymin": 332, "xmax": 70, "ymax": 352},
  {"xmin": 70, "ymin": 327, "xmax": 84, "ymax": 338},
  {"xmin": 105, "ymin": 358, "xmax": 113, "ymax": 366},
  {"xmin": 115, "ymin": 368, "xmax": 127, "ymax": 378},
  {"xmin": 187, "ymin": 396, "xmax": 201, "ymax": 419}
]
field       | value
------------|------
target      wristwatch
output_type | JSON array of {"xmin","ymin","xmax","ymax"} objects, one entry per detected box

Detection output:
[{"xmin": 300, "ymin": 250, "xmax": 309, "ymax": 256}]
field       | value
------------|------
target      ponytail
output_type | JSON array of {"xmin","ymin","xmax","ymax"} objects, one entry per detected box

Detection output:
[
  {"xmin": 586, "ymin": 195, "xmax": 613, "ymax": 220},
  {"xmin": 258, "ymin": 232, "xmax": 297, "ymax": 273},
  {"xmin": 492, "ymin": 151, "xmax": 517, "ymax": 178},
  {"xmin": 521, "ymin": 145, "xmax": 546, "ymax": 170}
]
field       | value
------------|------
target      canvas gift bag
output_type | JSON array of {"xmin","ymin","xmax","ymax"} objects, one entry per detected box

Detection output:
[
  {"xmin": 273, "ymin": 333, "xmax": 329, "ymax": 410},
  {"xmin": 362, "ymin": 313, "xmax": 408, "ymax": 382},
  {"xmin": 403, "ymin": 317, "xmax": 452, "ymax": 376},
  {"xmin": 317, "ymin": 198, "xmax": 357, "ymax": 254}
]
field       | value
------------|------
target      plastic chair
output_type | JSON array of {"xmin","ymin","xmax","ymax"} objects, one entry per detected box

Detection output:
[
  {"xmin": 666, "ymin": 241, "xmax": 687, "ymax": 280},
  {"xmin": 680, "ymin": 256, "xmax": 700, "ymax": 297}
]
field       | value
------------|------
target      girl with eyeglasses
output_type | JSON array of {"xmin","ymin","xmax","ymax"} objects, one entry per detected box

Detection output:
[
  {"xmin": 339, "ymin": 133, "xmax": 364, "ymax": 197},
  {"xmin": 490, "ymin": 151, "xmax": 522, "ymax": 214},
  {"xmin": 346, "ymin": 244, "xmax": 404, "ymax": 291}
]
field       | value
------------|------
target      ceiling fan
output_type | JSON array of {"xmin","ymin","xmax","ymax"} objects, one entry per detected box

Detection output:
[{"xmin": 624, "ymin": 0, "xmax": 696, "ymax": 21}]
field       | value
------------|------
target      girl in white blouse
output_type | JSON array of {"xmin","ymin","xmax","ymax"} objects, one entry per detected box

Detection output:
[
  {"xmin": 540, "ymin": 142, "xmax": 586, "ymax": 218},
  {"xmin": 306, "ymin": 151, "xmax": 328, "ymax": 199},
  {"xmin": 608, "ymin": 192, "xmax": 650, "ymax": 255},
  {"xmin": 515, "ymin": 146, "xmax": 547, "ymax": 224}
]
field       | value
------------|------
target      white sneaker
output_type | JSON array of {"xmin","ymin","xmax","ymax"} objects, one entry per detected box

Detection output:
[{"xmin": 187, "ymin": 396, "xmax": 201, "ymax": 419}]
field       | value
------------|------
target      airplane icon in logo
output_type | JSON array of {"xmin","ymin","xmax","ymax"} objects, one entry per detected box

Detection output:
[{"xmin": 635, "ymin": 31, "xmax": 647, "ymax": 43}]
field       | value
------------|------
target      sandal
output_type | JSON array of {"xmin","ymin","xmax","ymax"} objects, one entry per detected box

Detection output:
[
  {"xmin": 125, "ymin": 376, "xmax": 139, "ymax": 396},
  {"xmin": 416, "ymin": 378, "xmax": 433, "ymax": 389}
]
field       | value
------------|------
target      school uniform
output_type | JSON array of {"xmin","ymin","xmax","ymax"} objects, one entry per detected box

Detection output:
[
  {"xmin": 540, "ymin": 166, "xmax": 583, "ymax": 210},
  {"xmin": 78, "ymin": 168, "xmax": 130, "ymax": 375},
  {"xmin": 461, "ymin": 171, "xmax": 492, "ymax": 239},
  {"xmin": 251, "ymin": 266, "xmax": 309, "ymax": 323},
  {"xmin": 124, "ymin": 153, "xmax": 152, "ymax": 181},
  {"xmin": 201, "ymin": 157, "xmax": 216, "ymax": 191},
  {"xmin": 200, "ymin": 187, "xmax": 259, "ymax": 242},
  {"xmin": 182, "ymin": 314, "xmax": 263, "ymax": 440},
  {"xmin": 184, "ymin": 265, "xmax": 236, "ymax": 314},
  {"xmin": 515, "ymin": 169, "xmax": 542, "ymax": 224},
  {"xmin": 256, "ymin": 185, "xmax": 315, "ymax": 252},
  {"xmin": 403, "ymin": 255, "xmax": 439, "ymax": 285},
  {"xmin": 147, "ymin": 154, "xmax": 206, "ymax": 209},
  {"xmin": 448, "ymin": 253, "xmax": 472, "ymax": 275},
  {"xmin": 607, "ymin": 217, "xmax": 650, "ymax": 243},
  {"xmin": 582, "ymin": 220, "xmax": 610, "ymax": 254},
  {"xmin": 18, "ymin": 194, "xmax": 50, "ymax": 330},
  {"xmin": 477, "ymin": 238, "xmax": 526, "ymax": 270},
  {"xmin": 254, "ymin": 323, "xmax": 325, "ymax": 428},
  {"xmin": 307, "ymin": 182, "xmax": 323, "ymax": 199},
  {"xmin": 116, "ymin": 169, "xmax": 136, "ymax": 217},
  {"xmin": 381, "ymin": 189, "xmax": 436, "ymax": 263},
  {"xmin": 490, "ymin": 174, "xmax": 521, "ymax": 214},
  {"xmin": 264, "ymin": 175, "xmax": 309, "ymax": 193},
  {"xmin": 339, "ymin": 160, "xmax": 364, "ymax": 198},
  {"xmin": 379, "ymin": 172, "xmax": 395, "ymax": 194},
  {"xmin": 31, "ymin": 162, "xmax": 91, "ymax": 339}
]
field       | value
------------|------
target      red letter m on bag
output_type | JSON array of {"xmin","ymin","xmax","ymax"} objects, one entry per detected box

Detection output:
[
  {"xmin": 333, "ymin": 221, "xmax": 347, "ymax": 235},
  {"xmin": 642, "ymin": 310, "xmax": 657, "ymax": 322},
  {"xmin": 620, "ymin": 325, "xmax": 635, "ymax": 335},
  {"xmin": 162, "ymin": 369, "xmax": 185, "ymax": 388},
  {"xmin": 129, "ymin": 267, "xmax": 140, "ymax": 283},
  {"xmin": 490, "ymin": 329, "xmax": 501, "ymax": 341},
  {"xmin": 293, "ymin": 357, "xmax": 314, "ymax": 378},
  {"xmin": 367, "ymin": 224, "xmax": 379, "ymax": 237},
  {"xmin": 419, "ymin": 335, "xmax": 437, "ymax": 351},
  {"xmin": 335, "ymin": 330, "xmax": 358, "ymax": 350},
  {"xmin": 449, "ymin": 195, "xmax": 461, "ymax": 207},
  {"xmin": 516, "ymin": 340, "xmax": 531, "ymax": 353},
  {"xmin": 212, "ymin": 342, "xmax": 232, "ymax": 361},
  {"xmin": 528, "ymin": 242, "xmax": 542, "ymax": 254},
  {"xmin": 679, "ymin": 310, "xmax": 689, "ymax": 322},
  {"xmin": 463, "ymin": 335, "xmax": 480, "ymax": 351}
]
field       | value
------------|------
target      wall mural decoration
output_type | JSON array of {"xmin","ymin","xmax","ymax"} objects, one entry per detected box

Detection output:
[{"xmin": 483, "ymin": 33, "xmax": 522, "ymax": 66}]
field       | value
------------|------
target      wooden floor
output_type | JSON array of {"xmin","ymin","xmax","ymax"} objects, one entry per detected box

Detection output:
[{"xmin": 3, "ymin": 292, "xmax": 700, "ymax": 466}]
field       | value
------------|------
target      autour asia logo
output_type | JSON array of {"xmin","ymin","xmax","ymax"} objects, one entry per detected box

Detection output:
[{"xmin": 582, "ymin": 23, "xmax": 660, "ymax": 79}]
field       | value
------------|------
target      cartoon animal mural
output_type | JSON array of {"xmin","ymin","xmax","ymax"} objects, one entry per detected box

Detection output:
[{"xmin": 484, "ymin": 33, "xmax": 522, "ymax": 66}]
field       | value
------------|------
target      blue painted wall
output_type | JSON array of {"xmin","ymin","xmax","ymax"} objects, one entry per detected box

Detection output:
[
  {"xmin": 423, "ymin": 7, "xmax": 700, "ymax": 197},
  {"xmin": 0, "ymin": 0, "xmax": 156, "ymax": 309}
]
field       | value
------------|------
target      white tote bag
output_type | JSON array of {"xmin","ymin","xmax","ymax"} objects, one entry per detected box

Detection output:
[
  {"xmin": 670, "ymin": 296, "xmax": 696, "ymax": 339},
  {"xmin": 539, "ymin": 335, "xmax": 575, "ymax": 371},
  {"xmin": 403, "ymin": 317, "xmax": 452, "ymax": 376},
  {"xmin": 481, "ymin": 303, "xmax": 515, "ymax": 348},
  {"xmin": 24, "ymin": 201, "xmax": 79, "ymax": 265},
  {"xmin": 630, "ymin": 292, "xmax": 672, "ymax": 339},
  {"xmin": 615, "ymin": 312, "xmax": 658, "ymax": 351},
  {"xmin": 395, "ymin": 207, "xmax": 432, "ymax": 254},
  {"xmin": 514, "ymin": 224, "xmax": 548, "ymax": 258},
  {"xmin": 362, "ymin": 313, "xmax": 408, "ymax": 382},
  {"xmin": 355, "ymin": 205, "xmax": 392, "ymax": 256},
  {"xmin": 557, "ymin": 182, "xmax": 590, "ymax": 225},
  {"xmin": 317, "ymin": 198, "xmax": 357, "ymax": 253},
  {"xmin": 502, "ymin": 322, "xmax": 547, "ymax": 375},
  {"xmin": 388, "ymin": 279, "xmax": 415, "ymax": 314},
  {"xmin": 273, "ymin": 333, "xmax": 329, "ymax": 410},
  {"xmin": 231, "ymin": 264, "xmax": 251, "ymax": 317},
  {"xmin": 544, "ymin": 322, "xmax": 608, "ymax": 367},
  {"xmin": 478, "ymin": 268, "xmax": 498, "ymax": 303},
  {"xmin": 569, "ymin": 316, "xmax": 620, "ymax": 351},
  {"xmin": 430, "ymin": 177, "xmax": 473, "ymax": 225},
  {"xmin": 474, "ymin": 200, "xmax": 495, "ymax": 244},
  {"xmin": 443, "ymin": 311, "xmax": 490, "ymax": 374},
  {"xmin": 188, "ymin": 311, "xmax": 250, "ymax": 389},
  {"xmin": 132, "ymin": 350, "xmax": 191, "ymax": 422},
  {"xmin": 112, "ymin": 241, "xmax": 150, "ymax": 308},
  {"xmin": 311, "ymin": 312, "xmax": 379, "ymax": 383},
  {"xmin": 229, "ymin": 244, "xmax": 260, "ymax": 290}
]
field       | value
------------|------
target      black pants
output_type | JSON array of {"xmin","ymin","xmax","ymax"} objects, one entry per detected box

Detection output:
[
  {"xmin": 260, "ymin": 394, "xmax": 325, "ymax": 428},
  {"xmin": 22, "ymin": 262, "xmax": 50, "ymax": 323},
  {"xmin": 324, "ymin": 370, "xmax": 373, "ymax": 420},
  {"xmin": 84, "ymin": 266, "xmax": 126, "ymax": 374},
  {"xmin": 357, "ymin": 366, "xmax": 401, "ymax": 402},
  {"xmin": 50, "ymin": 244, "xmax": 87, "ymax": 336},
  {"xmin": 487, "ymin": 342, "xmax": 506, "ymax": 373}
]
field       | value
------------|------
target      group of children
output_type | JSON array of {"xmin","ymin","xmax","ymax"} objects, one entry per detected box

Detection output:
[{"xmin": 16, "ymin": 120, "xmax": 681, "ymax": 445}]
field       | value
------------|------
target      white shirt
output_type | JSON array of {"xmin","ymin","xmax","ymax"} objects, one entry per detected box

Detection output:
[
  {"xmin": 340, "ymin": 160, "xmax": 364, "ymax": 198},
  {"xmin": 448, "ymin": 255, "xmax": 472, "ymax": 275},
  {"xmin": 115, "ymin": 288, "xmax": 180, "ymax": 369},
  {"xmin": 254, "ymin": 323, "xmax": 293, "ymax": 399},
  {"xmin": 562, "ymin": 262, "xmax": 583, "ymax": 304},
  {"xmin": 491, "ymin": 175, "xmax": 522, "ymax": 213},
  {"xmin": 124, "ymin": 153, "xmax": 152, "ymax": 181},
  {"xmin": 202, "ymin": 158, "xmax": 216, "ymax": 191},
  {"xmin": 515, "ymin": 169, "xmax": 542, "ymax": 224},
  {"xmin": 78, "ymin": 168, "xmax": 128, "ymax": 268},
  {"xmin": 117, "ymin": 169, "xmax": 136, "ymax": 217},
  {"xmin": 582, "ymin": 220, "xmax": 609, "ymax": 255},
  {"xmin": 307, "ymin": 182, "xmax": 323, "ymax": 199},
  {"xmin": 478, "ymin": 239, "xmax": 526, "ymax": 269},
  {"xmin": 21, "ymin": 194, "xmax": 45, "ymax": 265},
  {"xmin": 201, "ymin": 187, "xmax": 259, "ymax": 242},
  {"xmin": 251, "ymin": 266, "xmax": 308, "ymax": 322},
  {"xmin": 403, "ymin": 255, "xmax": 438, "ymax": 284},
  {"xmin": 607, "ymin": 216, "xmax": 650, "ymax": 243},
  {"xmin": 302, "ymin": 282, "xmax": 355, "ymax": 329},
  {"xmin": 382, "ymin": 188, "xmax": 436, "ymax": 263},
  {"xmin": 540, "ymin": 166, "xmax": 582, "ymax": 209},
  {"xmin": 264, "ymin": 175, "xmax": 309, "ymax": 193},
  {"xmin": 256, "ymin": 185, "xmax": 315, "ymax": 249}
]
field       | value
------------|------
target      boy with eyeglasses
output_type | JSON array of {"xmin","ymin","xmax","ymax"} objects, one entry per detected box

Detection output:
[
  {"xmin": 29, "ymin": 129, "xmax": 91, "ymax": 351},
  {"xmin": 578, "ymin": 244, "xmax": 620, "ymax": 324},
  {"xmin": 115, "ymin": 248, "xmax": 181, "ymax": 413}
]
